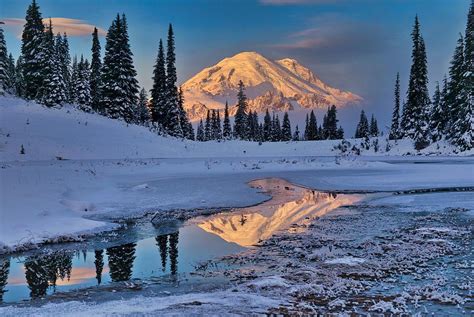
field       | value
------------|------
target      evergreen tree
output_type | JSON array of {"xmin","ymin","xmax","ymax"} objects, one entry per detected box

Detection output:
[
  {"xmin": 177, "ymin": 86, "xmax": 192, "ymax": 139},
  {"xmin": 90, "ymin": 27, "xmax": 102, "ymax": 112},
  {"xmin": 21, "ymin": 0, "xmax": 45, "ymax": 100},
  {"xmin": 446, "ymin": 34, "xmax": 465, "ymax": 138},
  {"xmin": 233, "ymin": 81, "xmax": 248, "ymax": 140},
  {"xmin": 56, "ymin": 32, "xmax": 71, "ymax": 102},
  {"xmin": 100, "ymin": 14, "xmax": 139, "ymax": 123},
  {"xmin": 355, "ymin": 110, "xmax": 369, "ymax": 138},
  {"xmin": 303, "ymin": 114, "xmax": 309, "ymax": 140},
  {"xmin": 211, "ymin": 109, "xmax": 219, "ymax": 140},
  {"xmin": 164, "ymin": 24, "xmax": 182, "ymax": 136},
  {"xmin": 196, "ymin": 119, "xmax": 205, "ymax": 141},
  {"xmin": 137, "ymin": 88, "xmax": 150, "ymax": 125},
  {"xmin": 15, "ymin": 56, "xmax": 26, "ymax": 97},
  {"xmin": 306, "ymin": 110, "xmax": 318, "ymax": 140},
  {"xmin": 5, "ymin": 53, "xmax": 16, "ymax": 94},
  {"xmin": 401, "ymin": 16, "xmax": 430, "ymax": 148},
  {"xmin": 216, "ymin": 110, "xmax": 222, "ymax": 140},
  {"xmin": 150, "ymin": 39, "xmax": 166, "ymax": 125},
  {"xmin": 39, "ymin": 19, "xmax": 67, "ymax": 107},
  {"xmin": 429, "ymin": 81, "xmax": 445, "ymax": 141},
  {"xmin": 293, "ymin": 125, "xmax": 300, "ymax": 141},
  {"xmin": 281, "ymin": 112, "xmax": 292, "ymax": 141},
  {"xmin": 389, "ymin": 72, "xmax": 401, "ymax": 140},
  {"xmin": 75, "ymin": 56, "xmax": 91, "ymax": 111},
  {"xmin": 263, "ymin": 109, "xmax": 272, "ymax": 141},
  {"xmin": 223, "ymin": 101, "xmax": 232, "ymax": 140},
  {"xmin": 369, "ymin": 114, "xmax": 379, "ymax": 137},
  {"xmin": 453, "ymin": 1, "xmax": 474, "ymax": 150},
  {"xmin": 0, "ymin": 22, "xmax": 8, "ymax": 95},
  {"xmin": 70, "ymin": 55, "xmax": 78, "ymax": 103},
  {"xmin": 247, "ymin": 110, "xmax": 257, "ymax": 141},
  {"xmin": 325, "ymin": 105, "xmax": 339, "ymax": 139},
  {"xmin": 204, "ymin": 110, "xmax": 211, "ymax": 141},
  {"xmin": 336, "ymin": 126, "xmax": 344, "ymax": 139},
  {"xmin": 271, "ymin": 113, "xmax": 282, "ymax": 141}
]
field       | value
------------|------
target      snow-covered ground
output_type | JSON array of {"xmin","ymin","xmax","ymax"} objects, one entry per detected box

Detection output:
[{"xmin": 0, "ymin": 96, "xmax": 473, "ymax": 314}]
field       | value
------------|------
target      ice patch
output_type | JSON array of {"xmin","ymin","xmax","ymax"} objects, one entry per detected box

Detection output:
[{"xmin": 324, "ymin": 256, "xmax": 365, "ymax": 266}]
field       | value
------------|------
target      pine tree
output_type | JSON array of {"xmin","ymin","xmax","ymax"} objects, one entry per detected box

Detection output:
[
  {"xmin": 293, "ymin": 125, "xmax": 300, "ymax": 141},
  {"xmin": 272, "ymin": 113, "xmax": 282, "ymax": 141},
  {"xmin": 247, "ymin": 110, "xmax": 257, "ymax": 141},
  {"xmin": 75, "ymin": 56, "xmax": 91, "ymax": 111},
  {"xmin": 90, "ymin": 27, "xmax": 102, "ymax": 112},
  {"xmin": 196, "ymin": 119, "xmax": 205, "ymax": 141},
  {"xmin": 446, "ymin": 34, "xmax": 465, "ymax": 138},
  {"xmin": 56, "ymin": 32, "xmax": 71, "ymax": 102},
  {"xmin": 15, "ymin": 56, "xmax": 26, "ymax": 97},
  {"xmin": 325, "ymin": 105, "xmax": 339, "ymax": 139},
  {"xmin": 369, "ymin": 114, "xmax": 379, "ymax": 137},
  {"xmin": 70, "ymin": 56, "xmax": 78, "ymax": 103},
  {"xmin": 216, "ymin": 110, "xmax": 222, "ymax": 140},
  {"xmin": 0, "ymin": 22, "xmax": 8, "ymax": 95},
  {"xmin": 306, "ymin": 110, "xmax": 318, "ymax": 140},
  {"xmin": 429, "ymin": 81, "xmax": 445, "ymax": 141},
  {"xmin": 281, "ymin": 112, "xmax": 292, "ymax": 141},
  {"xmin": 401, "ymin": 16, "xmax": 431, "ymax": 149},
  {"xmin": 211, "ymin": 110, "xmax": 218, "ymax": 140},
  {"xmin": 150, "ymin": 39, "xmax": 167, "ymax": 125},
  {"xmin": 5, "ymin": 53, "xmax": 16, "ymax": 94},
  {"xmin": 234, "ymin": 81, "xmax": 248, "ymax": 140},
  {"xmin": 263, "ymin": 109, "xmax": 272, "ymax": 141},
  {"xmin": 303, "ymin": 114, "xmax": 309, "ymax": 140},
  {"xmin": 453, "ymin": 1, "xmax": 474, "ymax": 150},
  {"xmin": 164, "ymin": 24, "xmax": 182, "ymax": 137},
  {"xmin": 21, "ymin": 0, "xmax": 45, "ymax": 100},
  {"xmin": 177, "ymin": 87, "xmax": 192, "ymax": 139},
  {"xmin": 389, "ymin": 72, "xmax": 401, "ymax": 140},
  {"xmin": 204, "ymin": 110, "xmax": 211, "ymax": 141},
  {"xmin": 39, "ymin": 19, "xmax": 67, "ymax": 107},
  {"xmin": 100, "ymin": 14, "xmax": 139, "ymax": 123},
  {"xmin": 223, "ymin": 101, "xmax": 232, "ymax": 140},
  {"xmin": 336, "ymin": 126, "xmax": 344, "ymax": 139},
  {"xmin": 355, "ymin": 110, "xmax": 369, "ymax": 138},
  {"xmin": 137, "ymin": 88, "xmax": 150, "ymax": 125}
]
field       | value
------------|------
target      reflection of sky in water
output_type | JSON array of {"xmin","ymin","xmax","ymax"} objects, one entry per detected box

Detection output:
[{"xmin": 1, "ymin": 225, "xmax": 244, "ymax": 303}]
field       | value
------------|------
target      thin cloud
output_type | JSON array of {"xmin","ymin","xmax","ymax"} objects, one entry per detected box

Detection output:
[{"xmin": 2, "ymin": 17, "xmax": 106, "ymax": 38}]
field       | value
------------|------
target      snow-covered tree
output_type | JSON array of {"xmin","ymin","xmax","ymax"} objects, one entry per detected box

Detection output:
[
  {"xmin": 196, "ymin": 119, "xmax": 205, "ymax": 141},
  {"xmin": 75, "ymin": 56, "xmax": 91, "ymax": 111},
  {"xmin": 401, "ymin": 16, "xmax": 430, "ymax": 149},
  {"xmin": 263, "ymin": 109, "xmax": 272, "ymax": 141},
  {"xmin": 323, "ymin": 105, "xmax": 339, "ymax": 139},
  {"xmin": 177, "ymin": 87, "xmax": 193, "ymax": 139},
  {"xmin": 429, "ymin": 81, "xmax": 445, "ymax": 142},
  {"xmin": 135, "ymin": 88, "xmax": 150, "ymax": 125},
  {"xmin": 0, "ymin": 22, "xmax": 8, "ymax": 95},
  {"xmin": 15, "ymin": 56, "xmax": 26, "ymax": 97},
  {"xmin": 150, "ymin": 39, "xmax": 166, "ymax": 126},
  {"xmin": 355, "ymin": 110, "xmax": 369, "ymax": 138},
  {"xmin": 164, "ymin": 24, "xmax": 182, "ymax": 137},
  {"xmin": 90, "ymin": 27, "xmax": 102, "ymax": 112},
  {"xmin": 100, "ymin": 14, "xmax": 139, "ymax": 123},
  {"xmin": 305, "ymin": 110, "xmax": 318, "ymax": 140},
  {"xmin": 5, "ymin": 53, "xmax": 16, "ymax": 94},
  {"xmin": 389, "ymin": 72, "xmax": 401, "ymax": 140},
  {"xmin": 222, "ymin": 101, "xmax": 232, "ymax": 140},
  {"xmin": 204, "ymin": 110, "xmax": 211, "ymax": 141},
  {"xmin": 70, "ymin": 55, "xmax": 78, "ymax": 103},
  {"xmin": 233, "ymin": 80, "xmax": 248, "ymax": 140},
  {"xmin": 281, "ymin": 112, "xmax": 292, "ymax": 141},
  {"xmin": 293, "ymin": 125, "xmax": 300, "ymax": 141},
  {"xmin": 272, "ymin": 113, "xmax": 282, "ymax": 141},
  {"xmin": 39, "ymin": 19, "xmax": 67, "ymax": 107},
  {"xmin": 55, "ymin": 32, "xmax": 71, "ymax": 102},
  {"xmin": 21, "ymin": 0, "xmax": 45, "ymax": 100},
  {"xmin": 369, "ymin": 114, "xmax": 379, "ymax": 137}
]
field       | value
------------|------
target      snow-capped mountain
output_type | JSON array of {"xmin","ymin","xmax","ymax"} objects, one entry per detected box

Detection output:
[{"xmin": 182, "ymin": 51, "xmax": 362, "ymax": 121}]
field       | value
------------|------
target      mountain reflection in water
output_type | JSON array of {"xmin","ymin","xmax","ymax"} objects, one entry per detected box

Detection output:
[{"xmin": 198, "ymin": 179, "xmax": 362, "ymax": 246}]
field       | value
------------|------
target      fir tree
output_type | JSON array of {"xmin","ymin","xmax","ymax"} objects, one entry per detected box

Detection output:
[
  {"xmin": 223, "ymin": 101, "xmax": 232, "ymax": 140},
  {"xmin": 150, "ymin": 39, "xmax": 167, "ymax": 125},
  {"xmin": 401, "ymin": 16, "xmax": 430, "ymax": 149},
  {"xmin": 247, "ymin": 110, "xmax": 257, "ymax": 141},
  {"xmin": 369, "ymin": 114, "xmax": 379, "ymax": 137},
  {"xmin": 39, "ymin": 19, "xmax": 67, "ymax": 107},
  {"xmin": 234, "ymin": 81, "xmax": 248, "ymax": 140},
  {"xmin": 216, "ymin": 110, "xmax": 222, "ymax": 140},
  {"xmin": 303, "ymin": 114, "xmax": 309, "ymax": 140},
  {"xmin": 15, "ymin": 56, "xmax": 26, "ymax": 97},
  {"xmin": 21, "ymin": 0, "xmax": 45, "ymax": 100},
  {"xmin": 75, "ymin": 56, "xmax": 91, "ymax": 111},
  {"xmin": 196, "ymin": 119, "xmax": 205, "ymax": 141},
  {"xmin": 70, "ymin": 55, "xmax": 78, "ymax": 103},
  {"xmin": 306, "ymin": 110, "xmax": 318, "ymax": 140},
  {"xmin": 0, "ymin": 22, "xmax": 8, "ymax": 95},
  {"xmin": 56, "ymin": 32, "xmax": 71, "ymax": 102},
  {"xmin": 429, "ymin": 81, "xmax": 445, "ymax": 142},
  {"xmin": 100, "ymin": 14, "xmax": 139, "ymax": 123},
  {"xmin": 164, "ymin": 24, "xmax": 182, "ymax": 137},
  {"xmin": 90, "ymin": 27, "xmax": 102, "ymax": 112},
  {"xmin": 446, "ymin": 34, "xmax": 465, "ymax": 138},
  {"xmin": 389, "ymin": 72, "xmax": 401, "ymax": 140},
  {"xmin": 177, "ymin": 86, "xmax": 192, "ymax": 139},
  {"xmin": 355, "ymin": 110, "xmax": 369, "ymax": 138},
  {"xmin": 281, "ymin": 112, "xmax": 292, "ymax": 141},
  {"xmin": 5, "ymin": 53, "xmax": 16, "ymax": 94},
  {"xmin": 271, "ymin": 113, "xmax": 282, "ymax": 141},
  {"xmin": 454, "ymin": 1, "xmax": 474, "ymax": 150},
  {"xmin": 204, "ymin": 110, "xmax": 211, "ymax": 141},
  {"xmin": 137, "ymin": 88, "xmax": 150, "ymax": 125},
  {"xmin": 336, "ymin": 126, "xmax": 344, "ymax": 139},
  {"xmin": 263, "ymin": 109, "xmax": 272, "ymax": 141},
  {"xmin": 325, "ymin": 105, "xmax": 339, "ymax": 139},
  {"xmin": 293, "ymin": 125, "xmax": 300, "ymax": 141}
]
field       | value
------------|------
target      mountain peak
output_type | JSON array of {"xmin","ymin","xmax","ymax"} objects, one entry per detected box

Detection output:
[{"xmin": 182, "ymin": 51, "xmax": 362, "ymax": 121}]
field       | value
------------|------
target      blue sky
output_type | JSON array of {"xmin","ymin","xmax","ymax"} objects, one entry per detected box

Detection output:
[{"xmin": 0, "ymin": 0, "xmax": 470, "ymax": 129}]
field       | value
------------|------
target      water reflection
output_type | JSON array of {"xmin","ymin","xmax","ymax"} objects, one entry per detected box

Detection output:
[{"xmin": 0, "ymin": 259, "xmax": 9, "ymax": 301}]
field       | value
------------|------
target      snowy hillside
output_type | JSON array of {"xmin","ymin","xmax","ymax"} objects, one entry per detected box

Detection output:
[{"xmin": 182, "ymin": 52, "xmax": 362, "ymax": 121}]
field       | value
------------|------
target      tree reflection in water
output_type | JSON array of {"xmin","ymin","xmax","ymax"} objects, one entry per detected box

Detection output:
[
  {"xmin": 154, "ymin": 231, "xmax": 179, "ymax": 276},
  {"xmin": 94, "ymin": 250, "xmax": 104, "ymax": 285},
  {"xmin": 106, "ymin": 243, "xmax": 136, "ymax": 282},
  {"xmin": 0, "ymin": 258, "xmax": 10, "ymax": 301}
]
